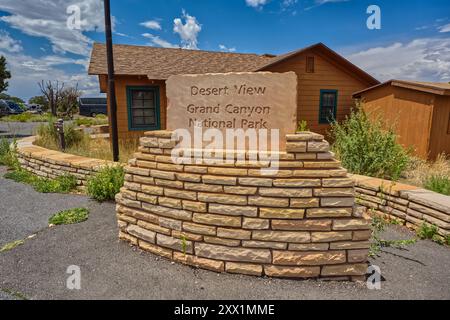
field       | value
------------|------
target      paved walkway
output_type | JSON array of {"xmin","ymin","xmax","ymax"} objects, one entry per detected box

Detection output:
[{"xmin": 1, "ymin": 165, "xmax": 450, "ymax": 300}]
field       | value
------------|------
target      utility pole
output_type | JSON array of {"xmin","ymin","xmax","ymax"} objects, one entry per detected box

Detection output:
[{"xmin": 103, "ymin": 0, "xmax": 119, "ymax": 162}]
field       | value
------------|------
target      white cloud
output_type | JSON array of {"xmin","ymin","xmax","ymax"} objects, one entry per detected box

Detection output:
[
  {"xmin": 0, "ymin": 48, "xmax": 99, "ymax": 99},
  {"xmin": 439, "ymin": 23, "xmax": 450, "ymax": 33},
  {"xmin": 0, "ymin": 0, "xmax": 106, "ymax": 56},
  {"xmin": 0, "ymin": 30, "xmax": 23, "ymax": 53},
  {"xmin": 219, "ymin": 44, "xmax": 236, "ymax": 52},
  {"xmin": 246, "ymin": 0, "xmax": 269, "ymax": 8},
  {"xmin": 142, "ymin": 33, "xmax": 178, "ymax": 49},
  {"xmin": 347, "ymin": 38, "xmax": 450, "ymax": 82},
  {"xmin": 140, "ymin": 20, "xmax": 162, "ymax": 30},
  {"xmin": 173, "ymin": 10, "xmax": 201, "ymax": 50}
]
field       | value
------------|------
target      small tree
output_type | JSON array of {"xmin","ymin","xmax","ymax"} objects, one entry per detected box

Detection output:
[
  {"xmin": 38, "ymin": 80, "xmax": 65, "ymax": 116},
  {"xmin": 58, "ymin": 84, "xmax": 80, "ymax": 119},
  {"xmin": 0, "ymin": 56, "xmax": 11, "ymax": 94}
]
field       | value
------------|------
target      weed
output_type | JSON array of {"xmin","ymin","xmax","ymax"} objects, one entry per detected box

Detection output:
[
  {"xmin": 0, "ymin": 239, "xmax": 25, "ymax": 253},
  {"xmin": 0, "ymin": 138, "xmax": 19, "ymax": 168},
  {"xmin": 87, "ymin": 166, "xmax": 124, "ymax": 201},
  {"xmin": 0, "ymin": 288, "xmax": 28, "ymax": 300},
  {"xmin": 181, "ymin": 235, "xmax": 187, "ymax": 255},
  {"xmin": 416, "ymin": 222, "xmax": 439, "ymax": 240},
  {"xmin": 75, "ymin": 115, "xmax": 108, "ymax": 127},
  {"xmin": 296, "ymin": 120, "xmax": 309, "ymax": 132},
  {"xmin": 423, "ymin": 174, "xmax": 450, "ymax": 196},
  {"xmin": 0, "ymin": 112, "xmax": 52, "ymax": 123},
  {"xmin": 49, "ymin": 208, "xmax": 89, "ymax": 225},
  {"xmin": 4, "ymin": 169, "xmax": 77, "ymax": 194}
]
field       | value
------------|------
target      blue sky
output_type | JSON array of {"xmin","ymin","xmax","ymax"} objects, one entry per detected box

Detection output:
[{"xmin": 0, "ymin": 0, "xmax": 449, "ymax": 100}]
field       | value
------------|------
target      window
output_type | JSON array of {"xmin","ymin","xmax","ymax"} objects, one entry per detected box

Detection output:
[
  {"xmin": 319, "ymin": 90, "xmax": 338, "ymax": 124},
  {"xmin": 306, "ymin": 56, "xmax": 315, "ymax": 73},
  {"xmin": 127, "ymin": 86, "xmax": 160, "ymax": 131}
]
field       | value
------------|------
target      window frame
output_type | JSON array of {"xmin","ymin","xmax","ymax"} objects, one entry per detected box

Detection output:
[
  {"xmin": 318, "ymin": 89, "xmax": 338, "ymax": 124},
  {"xmin": 126, "ymin": 86, "xmax": 161, "ymax": 131}
]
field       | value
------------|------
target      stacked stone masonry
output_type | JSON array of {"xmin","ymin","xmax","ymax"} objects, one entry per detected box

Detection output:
[
  {"xmin": 116, "ymin": 130, "xmax": 372, "ymax": 281},
  {"xmin": 352, "ymin": 174, "xmax": 450, "ymax": 237},
  {"xmin": 16, "ymin": 136, "xmax": 114, "ymax": 187}
]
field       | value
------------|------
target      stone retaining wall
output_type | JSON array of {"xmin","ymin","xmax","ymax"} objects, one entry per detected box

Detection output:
[
  {"xmin": 116, "ymin": 130, "xmax": 372, "ymax": 281},
  {"xmin": 352, "ymin": 175, "xmax": 450, "ymax": 237},
  {"xmin": 16, "ymin": 136, "xmax": 114, "ymax": 187}
]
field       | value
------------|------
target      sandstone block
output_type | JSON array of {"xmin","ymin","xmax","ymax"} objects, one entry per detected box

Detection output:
[
  {"xmin": 173, "ymin": 252, "xmax": 224, "ymax": 272},
  {"xmin": 183, "ymin": 222, "xmax": 216, "ymax": 236},
  {"xmin": 137, "ymin": 193, "xmax": 158, "ymax": 205},
  {"xmin": 259, "ymin": 208, "xmax": 305, "ymax": 219},
  {"xmin": 138, "ymin": 240, "xmax": 172, "ymax": 259},
  {"xmin": 156, "ymin": 234, "xmax": 193, "ymax": 254},
  {"xmin": 286, "ymin": 142, "xmax": 307, "ymax": 153},
  {"xmin": 141, "ymin": 185, "xmax": 164, "ymax": 196},
  {"xmin": 272, "ymin": 250, "xmax": 346, "ymax": 266},
  {"xmin": 321, "ymin": 197, "xmax": 355, "ymax": 207},
  {"xmin": 290, "ymin": 198, "xmax": 320, "ymax": 208},
  {"xmin": 125, "ymin": 166, "xmax": 150, "ymax": 176},
  {"xmin": 352, "ymin": 230, "xmax": 372, "ymax": 241},
  {"xmin": 158, "ymin": 197, "xmax": 182, "ymax": 209},
  {"xmin": 155, "ymin": 179, "xmax": 183, "ymax": 189},
  {"xmin": 176, "ymin": 173, "xmax": 201, "ymax": 183},
  {"xmin": 252, "ymin": 230, "xmax": 310, "ymax": 243},
  {"xmin": 182, "ymin": 200, "xmax": 207, "ymax": 213},
  {"xmin": 322, "ymin": 178, "xmax": 354, "ymax": 188},
  {"xmin": 306, "ymin": 208, "xmax": 352, "ymax": 218},
  {"xmin": 119, "ymin": 231, "xmax": 138, "ymax": 245},
  {"xmin": 239, "ymin": 177, "xmax": 273, "ymax": 187},
  {"xmin": 242, "ymin": 240, "xmax": 287, "ymax": 249},
  {"xmin": 142, "ymin": 203, "xmax": 192, "ymax": 221},
  {"xmin": 164, "ymin": 188, "xmax": 197, "ymax": 201},
  {"xmin": 329, "ymin": 241, "xmax": 371, "ymax": 250},
  {"xmin": 217, "ymin": 227, "xmax": 251, "ymax": 240},
  {"xmin": 273, "ymin": 179, "xmax": 321, "ymax": 187},
  {"xmin": 332, "ymin": 219, "xmax": 371, "ymax": 231},
  {"xmin": 242, "ymin": 218, "xmax": 270, "ymax": 230},
  {"xmin": 248, "ymin": 196, "xmax": 289, "ymax": 207},
  {"xmin": 264, "ymin": 265, "xmax": 320, "ymax": 278},
  {"xmin": 137, "ymin": 220, "xmax": 171, "ymax": 236},
  {"xmin": 126, "ymin": 225, "xmax": 156, "ymax": 243},
  {"xmin": 193, "ymin": 213, "xmax": 241, "ymax": 227},
  {"xmin": 208, "ymin": 167, "xmax": 248, "ymax": 176},
  {"xmin": 202, "ymin": 175, "xmax": 237, "ymax": 186},
  {"xmin": 271, "ymin": 219, "xmax": 331, "ymax": 231},
  {"xmin": 195, "ymin": 243, "xmax": 271, "ymax": 263},
  {"xmin": 259, "ymin": 187, "xmax": 312, "ymax": 198},
  {"xmin": 288, "ymin": 243, "xmax": 329, "ymax": 251},
  {"xmin": 198, "ymin": 193, "xmax": 247, "ymax": 206},
  {"xmin": 159, "ymin": 217, "xmax": 182, "ymax": 231},
  {"xmin": 150, "ymin": 169, "xmax": 176, "ymax": 180},
  {"xmin": 208, "ymin": 203, "xmax": 257, "ymax": 217},
  {"xmin": 204, "ymin": 236, "xmax": 240, "ymax": 247},
  {"xmin": 311, "ymin": 231, "xmax": 352, "ymax": 242},
  {"xmin": 224, "ymin": 186, "xmax": 257, "ymax": 195},
  {"xmin": 185, "ymin": 182, "xmax": 223, "ymax": 193},
  {"xmin": 321, "ymin": 264, "xmax": 367, "ymax": 277},
  {"xmin": 226, "ymin": 262, "xmax": 263, "ymax": 276},
  {"xmin": 171, "ymin": 230, "xmax": 203, "ymax": 242}
]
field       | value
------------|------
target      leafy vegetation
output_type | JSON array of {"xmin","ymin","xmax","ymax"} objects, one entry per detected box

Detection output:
[
  {"xmin": 0, "ymin": 112, "xmax": 53, "ymax": 123},
  {"xmin": 296, "ymin": 120, "xmax": 309, "ymax": 132},
  {"xmin": 0, "ymin": 138, "xmax": 19, "ymax": 168},
  {"xmin": 0, "ymin": 239, "xmax": 25, "ymax": 253},
  {"xmin": 35, "ymin": 118, "xmax": 84, "ymax": 150},
  {"xmin": 423, "ymin": 174, "xmax": 450, "ymax": 196},
  {"xmin": 330, "ymin": 106, "xmax": 410, "ymax": 180},
  {"xmin": 0, "ymin": 55, "xmax": 11, "ymax": 94},
  {"xmin": 416, "ymin": 222, "xmax": 439, "ymax": 240},
  {"xmin": 369, "ymin": 213, "xmax": 417, "ymax": 257},
  {"xmin": 4, "ymin": 169, "xmax": 77, "ymax": 193},
  {"xmin": 49, "ymin": 208, "xmax": 89, "ymax": 225},
  {"xmin": 87, "ymin": 166, "xmax": 124, "ymax": 201},
  {"xmin": 75, "ymin": 114, "xmax": 108, "ymax": 127}
]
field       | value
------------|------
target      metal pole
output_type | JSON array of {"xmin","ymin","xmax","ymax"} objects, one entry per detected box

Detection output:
[
  {"xmin": 55, "ymin": 119, "xmax": 65, "ymax": 151},
  {"xmin": 104, "ymin": 0, "xmax": 119, "ymax": 162}
]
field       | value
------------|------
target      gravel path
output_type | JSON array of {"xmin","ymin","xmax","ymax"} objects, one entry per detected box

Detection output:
[
  {"xmin": 0, "ymin": 166, "xmax": 91, "ymax": 247},
  {"xmin": 1, "ymin": 169, "xmax": 449, "ymax": 300}
]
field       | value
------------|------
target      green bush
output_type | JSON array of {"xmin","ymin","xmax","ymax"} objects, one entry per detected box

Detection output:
[
  {"xmin": 424, "ymin": 174, "xmax": 450, "ymax": 195},
  {"xmin": 417, "ymin": 222, "xmax": 439, "ymax": 240},
  {"xmin": 75, "ymin": 115, "xmax": 108, "ymax": 127},
  {"xmin": 4, "ymin": 169, "xmax": 77, "ymax": 193},
  {"xmin": 0, "ymin": 113, "xmax": 52, "ymax": 123},
  {"xmin": 87, "ymin": 166, "xmax": 124, "ymax": 201},
  {"xmin": 330, "ymin": 106, "xmax": 410, "ymax": 180},
  {"xmin": 49, "ymin": 208, "xmax": 89, "ymax": 225},
  {"xmin": 0, "ymin": 138, "xmax": 19, "ymax": 168},
  {"xmin": 36, "ymin": 118, "xmax": 84, "ymax": 149}
]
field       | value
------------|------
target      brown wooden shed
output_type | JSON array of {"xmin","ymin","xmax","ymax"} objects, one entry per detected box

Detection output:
[
  {"xmin": 88, "ymin": 42, "xmax": 379, "ymax": 140},
  {"xmin": 353, "ymin": 80, "xmax": 450, "ymax": 159}
]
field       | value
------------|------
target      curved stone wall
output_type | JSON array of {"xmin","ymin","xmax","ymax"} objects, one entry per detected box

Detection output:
[{"xmin": 116, "ymin": 130, "xmax": 371, "ymax": 280}]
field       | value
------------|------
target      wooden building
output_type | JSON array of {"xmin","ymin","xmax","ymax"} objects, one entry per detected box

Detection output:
[
  {"xmin": 88, "ymin": 42, "xmax": 379, "ymax": 139},
  {"xmin": 353, "ymin": 80, "xmax": 450, "ymax": 159}
]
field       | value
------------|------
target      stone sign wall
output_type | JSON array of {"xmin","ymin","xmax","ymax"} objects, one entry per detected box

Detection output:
[{"xmin": 166, "ymin": 72, "xmax": 298, "ymax": 151}]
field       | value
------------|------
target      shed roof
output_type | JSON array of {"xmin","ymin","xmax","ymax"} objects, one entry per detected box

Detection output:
[
  {"xmin": 353, "ymin": 79, "xmax": 450, "ymax": 97},
  {"xmin": 88, "ymin": 42, "xmax": 379, "ymax": 85}
]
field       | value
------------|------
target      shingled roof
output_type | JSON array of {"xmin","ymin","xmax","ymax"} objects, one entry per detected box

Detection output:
[
  {"xmin": 88, "ymin": 43, "xmax": 273, "ymax": 79},
  {"xmin": 88, "ymin": 42, "xmax": 379, "ymax": 86}
]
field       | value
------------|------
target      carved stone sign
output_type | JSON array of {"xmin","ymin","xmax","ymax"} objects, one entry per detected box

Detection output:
[{"xmin": 166, "ymin": 72, "xmax": 298, "ymax": 151}]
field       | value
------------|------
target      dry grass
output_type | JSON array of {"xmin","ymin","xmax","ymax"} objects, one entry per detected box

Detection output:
[
  {"xmin": 402, "ymin": 153, "xmax": 450, "ymax": 188},
  {"xmin": 35, "ymin": 134, "xmax": 139, "ymax": 163}
]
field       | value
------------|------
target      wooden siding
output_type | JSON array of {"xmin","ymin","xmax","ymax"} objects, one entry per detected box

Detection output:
[
  {"xmin": 360, "ymin": 86, "xmax": 435, "ymax": 159},
  {"xmin": 429, "ymin": 96, "xmax": 450, "ymax": 159},
  {"xmin": 106, "ymin": 76, "xmax": 167, "ymax": 140},
  {"xmin": 262, "ymin": 48, "xmax": 371, "ymax": 136}
]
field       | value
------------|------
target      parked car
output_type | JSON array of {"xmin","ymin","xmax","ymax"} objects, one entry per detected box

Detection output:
[
  {"xmin": 0, "ymin": 100, "xmax": 9, "ymax": 117},
  {"xmin": 28, "ymin": 104, "xmax": 43, "ymax": 114},
  {"xmin": 0, "ymin": 100, "xmax": 23, "ymax": 115},
  {"xmin": 79, "ymin": 97, "xmax": 107, "ymax": 117}
]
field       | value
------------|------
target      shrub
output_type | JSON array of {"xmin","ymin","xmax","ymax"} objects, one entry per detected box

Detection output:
[
  {"xmin": 416, "ymin": 222, "xmax": 439, "ymax": 240},
  {"xmin": 4, "ymin": 169, "xmax": 77, "ymax": 193},
  {"xmin": 296, "ymin": 120, "xmax": 309, "ymax": 132},
  {"xmin": 87, "ymin": 166, "xmax": 124, "ymax": 201},
  {"xmin": 49, "ymin": 208, "xmax": 89, "ymax": 225},
  {"xmin": 0, "ymin": 113, "xmax": 52, "ymax": 123},
  {"xmin": 424, "ymin": 174, "xmax": 450, "ymax": 196},
  {"xmin": 330, "ymin": 106, "xmax": 410, "ymax": 180},
  {"xmin": 75, "ymin": 115, "xmax": 108, "ymax": 127},
  {"xmin": 0, "ymin": 138, "xmax": 19, "ymax": 168},
  {"xmin": 35, "ymin": 118, "xmax": 84, "ymax": 150}
]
